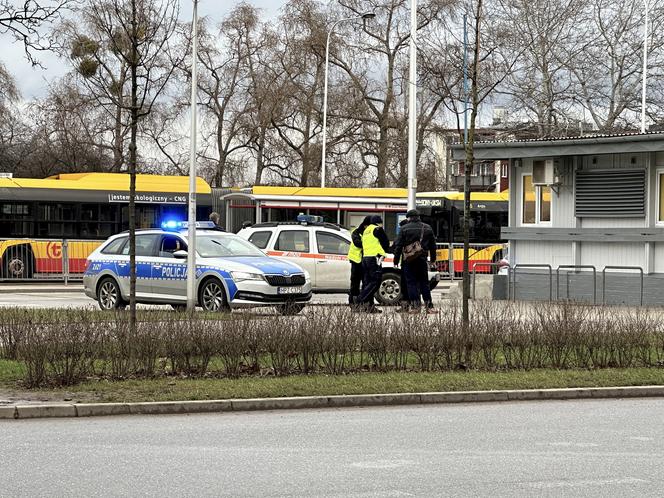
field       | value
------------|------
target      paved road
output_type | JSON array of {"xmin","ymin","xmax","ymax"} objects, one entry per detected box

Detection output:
[
  {"xmin": 0, "ymin": 287, "xmax": 451, "ymax": 309},
  {"xmin": 1, "ymin": 399, "xmax": 663, "ymax": 497}
]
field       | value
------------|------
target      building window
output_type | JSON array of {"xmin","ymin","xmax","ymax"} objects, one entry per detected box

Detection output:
[{"xmin": 522, "ymin": 174, "xmax": 551, "ymax": 225}]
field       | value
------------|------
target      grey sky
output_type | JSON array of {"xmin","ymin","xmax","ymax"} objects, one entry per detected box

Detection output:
[{"xmin": 2, "ymin": 0, "xmax": 285, "ymax": 99}]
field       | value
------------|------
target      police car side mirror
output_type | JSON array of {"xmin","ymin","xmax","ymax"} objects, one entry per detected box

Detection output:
[{"xmin": 173, "ymin": 250, "xmax": 188, "ymax": 259}]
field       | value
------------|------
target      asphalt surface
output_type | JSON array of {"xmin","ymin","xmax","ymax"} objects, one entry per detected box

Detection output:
[
  {"xmin": 0, "ymin": 286, "xmax": 452, "ymax": 309},
  {"xmin": 2, "ymin": 399, "xmax": 663, "ymax": 497}
]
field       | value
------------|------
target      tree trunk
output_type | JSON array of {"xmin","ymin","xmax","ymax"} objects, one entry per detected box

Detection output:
[
  {"xmin": 113, "ymin": 102, "xmax": 124, "ymax": 171},
  {"xmin": 463, "ymin": 0, "xmax": 483, "ymax": 326},
  {"xmin": 254, "ymin": 128, "xmax": 265, "ymax": 185}
]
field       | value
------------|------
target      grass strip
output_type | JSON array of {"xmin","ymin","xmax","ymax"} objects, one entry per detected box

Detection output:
[{"xmin": 1, "ymin": 360, "xmax": 663, "ymax": 404}]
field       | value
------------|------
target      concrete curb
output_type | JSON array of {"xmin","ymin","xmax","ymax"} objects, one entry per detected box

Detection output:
[{"xmin": 2, "ymin": 385, "xmax": 664, "ymax": 420}]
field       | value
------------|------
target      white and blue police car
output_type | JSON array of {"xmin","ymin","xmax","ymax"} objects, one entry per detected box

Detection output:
[{"xmin": 83, "ymin": 221, "xmax": 311, "ymax": 314}]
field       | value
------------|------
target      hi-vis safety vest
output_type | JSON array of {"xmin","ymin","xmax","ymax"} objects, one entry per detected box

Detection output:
[
  {"xmin": 362, "ymin": 224, "xmax": 386, "ymax": 257},
  {"xmin": 347, "ymin": 237, "xmax": 362, "ymax": 263}
]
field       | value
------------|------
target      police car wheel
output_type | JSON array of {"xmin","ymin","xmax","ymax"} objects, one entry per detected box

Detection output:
[
  {"xmin": 376, "ymin": 272, "xmax": 401, "ymax": 306},
  {"xmin": 97, "ymin": 278, "xmax": 125, "ymax": 310},
  {"xmin": 199, "ymin": 278, "xmax": 229, "ymax": 313},
  {"xmin": 276, "ymin": 302, "xmax": 305, "ymax": 315}
]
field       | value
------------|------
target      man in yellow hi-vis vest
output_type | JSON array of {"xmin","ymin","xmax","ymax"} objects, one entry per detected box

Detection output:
[
  {"xmin": 347, "ymin": 216, "xmax": 371, "ymax": 306},
  {"xmin": 355, "ymin": 215, "xmax": 390, "ymax": 312}
]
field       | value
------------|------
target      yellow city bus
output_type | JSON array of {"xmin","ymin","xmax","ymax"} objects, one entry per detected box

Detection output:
[
  {"xmin": 0, "ymin": 173, "xmax": 212, "ymax": 279},
  {"xmin": 416, "ymin": 191, "xmax": 509, "ymax": 274}
]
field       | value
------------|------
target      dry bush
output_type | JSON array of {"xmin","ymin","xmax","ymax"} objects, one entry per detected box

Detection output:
[
  {"xmin": 536, "ymin": 302, "xmax": 588, "ymax": 369},
  {"xmin": 17, "ymin": 325, "xmax": 50, "ymax": 387},
  {"xmin": 0, "ymin": 308, "xmax": 33, "ymax": 360},
  {"xmin": 264, "ymin": 317, "xmax": 298, "ymax": 375},
  {"xmin": 45, "ymin": 321, "xmax": 102, "ymax": 385},
  {"xmin": 318, "ymin": 308, "xmax": 356, "ymax": 374},
  {"xmin": 7, "ymin": 301, "xmax": 664, "ymax": 388},
  {"xmin": 290, "ymin": 311, "xmax": 321, "ymax": 373}
]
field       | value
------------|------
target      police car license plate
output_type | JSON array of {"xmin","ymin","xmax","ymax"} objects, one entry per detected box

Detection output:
[{"xmin": 278, "ymin": 286, "xmax": 302, "ymax": 295}]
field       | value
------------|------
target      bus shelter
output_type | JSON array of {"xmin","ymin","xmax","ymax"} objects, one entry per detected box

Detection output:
[{"xmin": 219, "ymin": 186, "xmax": 408, "ymax": 237}]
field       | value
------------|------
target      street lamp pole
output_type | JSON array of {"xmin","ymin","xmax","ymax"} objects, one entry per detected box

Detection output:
[
  {"xmin": 407, "ymin": 0, "xmax": 417, "ymax": 210},
  {"xmin": 641, "ymin": 0, "xmax": 649, "ymax": 134},
  {"xmin": 321, "ymin": 13, "xmax": 375, "ymax": 188},
  {"xmin": 186, "ymin": 0, "xmax": 199, "ymax": 312}
]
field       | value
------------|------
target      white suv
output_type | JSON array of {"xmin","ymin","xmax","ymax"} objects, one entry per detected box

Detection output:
[{"xmin": 238, "ymin": 221, "xmax": 440, "ymax": 305}]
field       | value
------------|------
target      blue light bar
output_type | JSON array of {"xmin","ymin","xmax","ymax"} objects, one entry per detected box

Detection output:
[
  {"xmin": 297, "ymin": 214, "xmax": 324, "ymax": 224},
  {"xmin": 161, "ymin": 220, "xmax": 217, "ymax": 231}
]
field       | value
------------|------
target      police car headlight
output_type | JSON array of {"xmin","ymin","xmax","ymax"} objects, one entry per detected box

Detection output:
[
  {"xmin": 231, "ymin": 271, "xmax": 264, "ymax": 282},
  {"xmin": 303, "ymin": 270, "xmax": 311, "ymax": 282}
]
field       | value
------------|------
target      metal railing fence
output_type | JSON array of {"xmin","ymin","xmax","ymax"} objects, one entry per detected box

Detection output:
[
  {"xmin": 434, "ymin": 242, "xmax": 507, "ymax": 281},
  {"xmin": 0, "ymin": 238, "xmax": 102, "ymax": 282}
]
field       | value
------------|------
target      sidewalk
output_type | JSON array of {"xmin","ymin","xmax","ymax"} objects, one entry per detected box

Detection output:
[{"xmin": 0, "ymin": 283, "xmax": 84, "ymax": 294}]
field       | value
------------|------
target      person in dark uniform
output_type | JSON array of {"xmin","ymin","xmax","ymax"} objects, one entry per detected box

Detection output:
[
  {"xmin": 393, "ymin": 209, "xmax": 437, "ymax": 313},
  {"xmin": 347, "ymin": 216, "xmax": 371, "ymax": 306},
  {"xmin": 356, "ymin": 215, "xmax": 390, "ymax": 313},
  {"xmin": 391, "ymin": 218, "xmax": 411, "ymax": 312}
]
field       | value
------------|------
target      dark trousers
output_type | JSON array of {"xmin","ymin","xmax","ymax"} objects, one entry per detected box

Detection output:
[
  {"xmin": 403, "ymin": 258, "xmax": 433, "ymax": 308},
  {"xmin": 400, "ymin": 271, "xmax": 409, "ymax": 305},
  {"xmin": 357, "ymin": 257, "xmax": 382, "ymax": 305},
  {"xmin": 349, "ymin": 261, "xmax": 363, "ymax": 304}
]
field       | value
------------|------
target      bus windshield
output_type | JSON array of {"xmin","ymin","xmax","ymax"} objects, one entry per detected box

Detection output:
[{"xmin": 417, "ymin": 194, "xmax": 508, "ymax": 244}]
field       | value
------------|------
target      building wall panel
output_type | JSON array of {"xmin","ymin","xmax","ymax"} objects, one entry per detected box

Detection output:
[
  {"xmin": 513, "ymin": 240, "xmax": 573, "ymax": 267},
  {"xmin": 579, "ymin": 242, "xmax": 645, "ymax": 269}
]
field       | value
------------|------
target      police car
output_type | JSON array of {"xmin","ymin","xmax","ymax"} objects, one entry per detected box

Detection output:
[
  {"xmin": 237, "ymin": 216, "xmax": 440, "ymax": 306},
  {"xmin": 83, "ymin": 221, "xmax": 311, "ymax": 314}
]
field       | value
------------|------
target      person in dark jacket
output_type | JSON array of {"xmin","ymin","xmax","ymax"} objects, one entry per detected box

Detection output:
[
  {"xmin": 390, "ymin": 219, "xmax": 411, "ymax": 312},
  {"xmin": 393, "ymin": 209, "xmax": 437, "ymax": 312},
  {"xmin": 347, "ymin": 216, "xmax": 372, "ymax": 306},
  {"xmin": 356, "ymin": 215, "xmax": 391, "ymax": 312}
]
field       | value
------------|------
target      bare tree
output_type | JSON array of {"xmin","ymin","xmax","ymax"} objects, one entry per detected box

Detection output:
[
  {"xmin": 187, "ymin": 7, "xmax": 257, "ymax": 187},
  {"xmin": 566, "ymin": 0, "xmax": 664, "ymax": 131},
  {"xmin": 75, "ymin": 0, "xmax": 178, "ymax": 330},
  {"xmin": 495, "ymin": 0, "xmax": 585, "ymax": 137},
  {"xmin": 0, "ymin": 0, "xmax": 73, "ymax": 63}
]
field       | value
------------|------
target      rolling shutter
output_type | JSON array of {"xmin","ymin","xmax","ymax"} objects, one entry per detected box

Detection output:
[{"xmin": 575, "ymin": 169, "xmax": 645, "ymax": 217}]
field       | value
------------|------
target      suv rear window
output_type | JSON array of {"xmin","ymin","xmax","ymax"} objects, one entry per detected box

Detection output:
[
  {"xmin": 248, "ymin": 231, "xmax": 272, "ymax": 249},
  {"xmin": 275, "ymin": 230, "xmax": 309, "ymax": 252},
  {"xmin": 101, "ymin": 236, "xmax": 127, "ymax": 255}
]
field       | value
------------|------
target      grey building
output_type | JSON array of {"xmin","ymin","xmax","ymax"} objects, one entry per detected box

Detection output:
[{"xmin": 451, "ymin": 132, "xmax": 664, "ymax": 305}]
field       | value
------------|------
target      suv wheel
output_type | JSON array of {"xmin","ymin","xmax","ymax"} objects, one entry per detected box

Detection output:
[
  {"xmin": 97, "ymin": 278, "xmax": 126, "ymax": 310},
  {"xmin": 376, "ymin": 272, "xmax": 401, "ymax": 306},
  {"xmin": 199, "ymin": 278, "xmax": 230, "ymax": 312}
]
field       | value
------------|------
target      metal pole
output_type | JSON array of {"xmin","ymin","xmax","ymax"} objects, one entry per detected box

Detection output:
[
  {"xmin": 407, "ymin": 0, "xmax": 417, "ymax": 210},
  {"xmin": 321, "ymin": 28, "xmax": 333, "ymax": 188},
  {"xmin": 186, "ymin": 0, "xmax": 198, "ymax": 312},
  {"xmin": 641, "ymin": 0, "xmax": 649, "ymax": 133}
]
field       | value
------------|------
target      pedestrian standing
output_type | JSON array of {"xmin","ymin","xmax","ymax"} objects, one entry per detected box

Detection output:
[
  {"xmin": 209, "ymin": 211, "xmax": 224, "ymax": 231},
  {"xmin": 393, "ymin": 209, "xmax": 437, "ymax": 313},
  {"xmin": 391, "ymin": 219, "xmax": 411, "ymax": 312},
  {"xmin": 347, "ymin": 216, "xmax": 371, "ymax": 306},
  {"xmin": 356, "ymin": 215, "xmax": 390, "ymax": 312}
]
